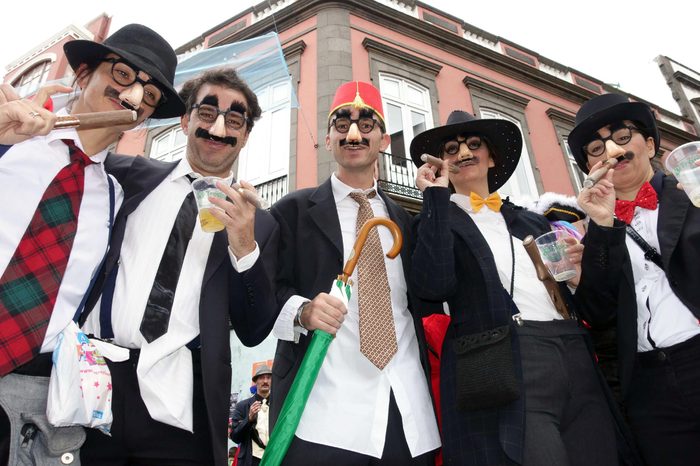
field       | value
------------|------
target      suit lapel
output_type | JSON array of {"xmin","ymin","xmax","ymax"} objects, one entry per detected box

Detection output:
[
  {"xmin": 657, "ymin": 175, "xmax": 690, "ymax": 270},
  {"xmin": 104, "ymin": 155, "xmax": 178, "ymax": 272},
  {"xmin": 308, "ymin": 179, "xmax": 344, "ymax": 259},
  {"xmin": 119, "ymin": 156, "xmax": 178, "ymax": 216}
]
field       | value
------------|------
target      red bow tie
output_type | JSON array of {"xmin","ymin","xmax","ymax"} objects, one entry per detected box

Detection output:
[{"xmin": 614, "ymin": 182, "xmax": 658, "ymax": 224}]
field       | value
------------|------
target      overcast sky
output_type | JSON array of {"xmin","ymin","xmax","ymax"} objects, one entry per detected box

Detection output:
[{"xmin": 2, "ymin": 0, "xmax": 697, "ymax": 114}]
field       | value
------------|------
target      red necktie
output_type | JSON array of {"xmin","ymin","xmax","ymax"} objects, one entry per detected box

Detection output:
[
  {"xmin": 0, "ymin": 140, "xmax": 93, "ymax": 375},
  {"xmin": 614, "ymin": 181, "xmax": 658, "ymax": 225}
]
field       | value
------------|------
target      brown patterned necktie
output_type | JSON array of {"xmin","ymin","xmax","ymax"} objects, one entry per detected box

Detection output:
[{"xmin": 349, "ymin": 191, "xmax": 398, "ymax": 369}]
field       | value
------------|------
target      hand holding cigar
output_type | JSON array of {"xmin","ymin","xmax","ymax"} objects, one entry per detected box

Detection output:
[
  {"xmin": 232, "ymin": 180, "xmax": 270, "ymax": 209},
  {"xmin": 420, "ymin": 153, "xmax": 460, "ymax": 174},
  {"xmin": 583, "ymin": 158, "xmax": 618, "ymax": 189}
]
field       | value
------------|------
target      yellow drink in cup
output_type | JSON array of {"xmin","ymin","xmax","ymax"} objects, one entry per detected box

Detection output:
[
  {"xmin": 192, "ymin": 176, "xmax": 230, "ymax": 233},
  {"xmin": 199, "ymin": 208, "xmax": 225, "ymax": 233}
]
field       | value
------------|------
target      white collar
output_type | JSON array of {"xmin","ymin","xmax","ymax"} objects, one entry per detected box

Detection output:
[{"xmin": 331, "ymin": 173, "xmax": 378, "ymax": 204}]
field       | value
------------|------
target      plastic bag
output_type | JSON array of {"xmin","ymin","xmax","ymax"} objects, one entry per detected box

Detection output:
[{"xmin": 47, "ymin": 321, "xmax": 128, "ymax": 434}]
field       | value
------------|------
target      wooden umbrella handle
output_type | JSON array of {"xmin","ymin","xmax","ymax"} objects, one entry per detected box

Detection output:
[{"xmin": 338, "ymin": 217, "xmax": 402, "ymax": 283}]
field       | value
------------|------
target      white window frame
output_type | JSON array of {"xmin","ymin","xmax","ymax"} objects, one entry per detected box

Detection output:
[
  {"xmin": 150, "ymin": 126, "xmax": 186, "ymax": 162},
  {"xmin": 236, "ymin": 79, "xmax": 291, "ymax": 185},
  {"xmin": 379, "ymin": 74, "xmax": 433, "ymax": 189},
  {"xmin": 562, "ymin": 136, "xmax": 584, "ymax": 193},
  {"xmin": 13, "ymin": 60, "xmax": 51, "ymax": 97}
]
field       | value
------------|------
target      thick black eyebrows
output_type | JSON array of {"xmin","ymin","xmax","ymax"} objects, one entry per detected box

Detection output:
[{"xmin": 200, "ymin": 95, "xmax": 219, "ymax": 106}]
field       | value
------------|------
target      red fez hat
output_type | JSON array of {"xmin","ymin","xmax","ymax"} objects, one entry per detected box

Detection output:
[{"xmin": 328, "ymin": 81, "xmax": 385, "ymax": 128}]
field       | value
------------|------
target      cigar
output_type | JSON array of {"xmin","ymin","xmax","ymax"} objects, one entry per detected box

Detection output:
[
  {"xmin": 233, "ymin": 182, "xmax": 270, "ymax": 209},
  {"xmin": 583, "ymin": 158, "xmax": 618, "ymax": 189},
  {"xmin": 420, "ymin": 153, "xmax": 460, "ymax": 174},
  {"xmin": 54, "ymin": 110, "xmax": 138, "ymax": 130}
]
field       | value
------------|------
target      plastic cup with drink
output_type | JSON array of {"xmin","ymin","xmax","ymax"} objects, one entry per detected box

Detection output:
[
  {"xmin": 192, "ymin": 176, "xmax": 231, "ymax": 233},
  {"xmin": 533, "ymin": 230, "xmax": 578, "ymax": 282},
  {"xmin": 664, "ymin": 141, "xmax": 700, "ymax": 207}
]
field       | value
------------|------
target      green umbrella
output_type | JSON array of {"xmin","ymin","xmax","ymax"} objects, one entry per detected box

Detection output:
[{"xmin": 261, "ymin": 217, "xmax": 403, "ymax": 466}]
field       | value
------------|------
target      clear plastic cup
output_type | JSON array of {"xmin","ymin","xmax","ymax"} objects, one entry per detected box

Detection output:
[
  {"xmin": 534, "ymin": 230, "xmax": 577, "ymax": 282},
  {"xmin": 664, "ymin": 141, "xmax": 700, "ymax": 207},
  {"xmin": 191, "ymin": 176, "xmax": 227, "ymax": 233}
]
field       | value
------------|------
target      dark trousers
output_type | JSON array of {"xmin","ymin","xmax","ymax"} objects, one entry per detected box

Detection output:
[
  {"xmin": 517, "ymin": 320, "xmax": 617, "ymax": 466},
  {"xmin": 282, "ymin": 391, "xmax": 435, "ymax": 466},
  {"xmin": 626, "ymin": 333, "xmax": 700, "ymax": 466},
  {"xmin": 80, "ymin": 348, "xmax": 214, "ymax": 466}
]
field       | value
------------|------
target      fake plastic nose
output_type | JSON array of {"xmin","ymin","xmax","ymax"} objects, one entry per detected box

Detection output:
[
  {"xmin": 457, "ymin": 143, "xmax": 473, "ymax": 160},
  {"xmin": 346, "ymin": 122, "xmax": 362, "ymax": 142},
  {"xmin": 119, "ymin": 84, "xmax": 144, "ymax": 110},
  {"xmin": 209, "ymin": 113, "xmax": 227, "ymax": 138},
  {"xmin": 604, "ymin": 139, "xmax": 626, "ymax": 160}
]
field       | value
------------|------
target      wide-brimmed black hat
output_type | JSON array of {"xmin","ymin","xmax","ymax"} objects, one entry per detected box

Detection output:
[
  {"xmin": 567, "ymin": 93, "xmax": 659, "ymax": 174},
  {"xmin": 63, "ymin": 24, "xmax": 185, "ymax": 119},
  {"xmin": 410, "ymin": 110, "xmax": 522, "ymax": 192}
]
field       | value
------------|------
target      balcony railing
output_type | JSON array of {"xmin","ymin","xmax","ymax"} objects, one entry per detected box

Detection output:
[
  {"xmin": 253, "ymin": 154, "xmax": 420, "ymax": 209},
  {"xmin": 377, "ymin": 151, "xmax": 422, "ymax": 201},
  {"xmin": 255, "ymin": 175, "xmax": 288, "ymax": 207}
]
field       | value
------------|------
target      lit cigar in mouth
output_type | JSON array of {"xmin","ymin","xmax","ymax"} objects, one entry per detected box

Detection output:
[
  {"xmin": 54, "ymin": 110, "xmax": 138, "ymax": 130},
  {"xmin": 583, "ymin": 158, "xmax": 618, "ymax": 189},
  {"xmin": 420, "ymin": 153, "xmax": 460, "ymax": 174}
]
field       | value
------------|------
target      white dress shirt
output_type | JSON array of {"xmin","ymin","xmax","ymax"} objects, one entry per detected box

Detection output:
[
  {"xmin": 273, "ymin": 174, "xmax": 440, "ymax": 458},
  {"xmin": 83, "ymin": 157, "xmax": 259, "ymax": 431},
  {"xmin": 0, "ymin": 122, "xmax": 123, "ymax": 354},
  {"xmin": 252, "ymin": 398, "xmax": 270, "ymax": 460},
  {"xmin": 626, "ymin": 206, "xmax": 700, "ymax": 351},
  {"xmin": 451, "ymin": 194, "xmax": 562, "ymax": 321}
]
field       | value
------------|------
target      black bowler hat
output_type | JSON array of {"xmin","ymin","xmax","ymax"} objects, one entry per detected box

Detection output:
[
  {"xmin": 567, "ymin": 93, "xmax": 659, "ymax": 174},
  {"xmin": 410, "ymin": 110, "xmax": 522, "ymax": 192},
  {"xmin": 63, "ymin": 24, "xmax": 185, "ymax": 119}
]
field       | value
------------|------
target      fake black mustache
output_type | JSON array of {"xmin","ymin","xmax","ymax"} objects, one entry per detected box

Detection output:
[
  {"xmin": 456, "ymin": 156, "xmax": 478, "ymax": 166},
  {"xmin": 195, "ymin": 127, "xmax": 237, "ymax": 147},
  {"xmin": 615, "ymin": 151, "xmax": 635, "ymax": 163},
  {"xmin": 339, "ymin": 138, "xmax": 370, "ymax": 147},
  {"xmin": 105, "ymin": 86, "xmax": 145, "ymax": 118}
]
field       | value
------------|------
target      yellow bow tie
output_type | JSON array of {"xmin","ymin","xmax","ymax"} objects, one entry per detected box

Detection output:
[{"xmin": 469, "ymin": 192, "xmax": 502, "ymax": 213}]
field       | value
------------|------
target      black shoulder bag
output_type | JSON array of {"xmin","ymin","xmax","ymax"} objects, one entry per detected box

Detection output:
[{"xmin": 453, "ymin": 232, "xmax": 520, "ymax": 411}]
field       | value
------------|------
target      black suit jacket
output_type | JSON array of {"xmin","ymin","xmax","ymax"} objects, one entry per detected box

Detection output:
[
  {"xmin": 268, "ymin": 178, "xmax": 437, "ymax": 430},
  {"xmin": 84, "ymin": 154, "xmax": 280, "ymax": 466},
  {"xmin": 411, "ymin": 187, "xmax": 561, "ymax": 465},
  {"xmin": 577, "ymin": 172, "xmax": 700, "ymax": 398},
  {"xmin": 230, "ymin": 395, "xmax": 269, "ymax": 466}
]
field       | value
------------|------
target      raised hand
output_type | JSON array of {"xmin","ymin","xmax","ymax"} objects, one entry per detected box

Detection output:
[
  {"xmin": 577, "ymin": 161, "xmax": 616, "ymax": 227},
  {"xmin": 415, "ymin": 159, "xmax": 450, "ymax": 192}
]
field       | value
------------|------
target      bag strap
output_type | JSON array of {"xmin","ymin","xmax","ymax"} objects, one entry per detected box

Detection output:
[
  {"xmin": 72, "ymin": 175, "xmax": 116, "ymax": 322},
  {"xmin": 625, "ymin": 224, "xmax": 664, "ymax": 271}
]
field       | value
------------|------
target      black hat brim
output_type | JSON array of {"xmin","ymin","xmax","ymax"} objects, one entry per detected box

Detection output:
[
  {"xmin": 568, "ymin": 101, "xmax": 659, "ymax": 175},
  {"xmin": 63, "ymin": 40, "xmax": 185, "ymax": 119},
  {"xmin": 410, "ymin": 118, "xmax": 523, "ymax": 192}
]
